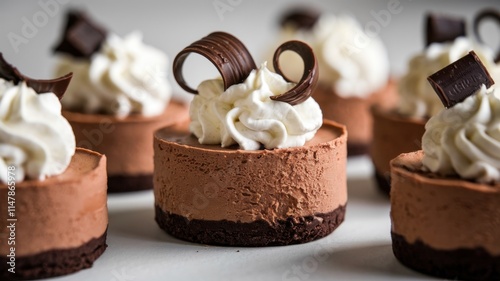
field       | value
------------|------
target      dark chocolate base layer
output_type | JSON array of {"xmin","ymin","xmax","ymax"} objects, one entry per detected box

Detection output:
[
  {"xmin": 392, "ymin": 232, "xmax": 500, "ymax": 281},
  {"xmin": 108, "ymin": 174, "xmax": 153, "ymax": 193},
  {"xmin": 374, "ymin": 170, "xmax": 391, "ymax": 196},
  {"xmin": 155, "ymin": 204, "xmax": 346, "ymax": 246},
  {"xmin": 0, "ymin": 230, "xmax": 107, "ymax": 280},
  {"xmin": 347, "ymin": 143, "xmax": 369, "ymax": 156}
]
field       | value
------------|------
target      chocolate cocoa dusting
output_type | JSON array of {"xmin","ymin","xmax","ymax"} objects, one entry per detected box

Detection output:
[
  {"xmin": 427, "ymin": 51, "xmax": 494, "ymax": 108},
  {"xmin": 0, "ymin": 53, "xmax": 72, "ymax": 99},
  {"xmin": 474, "ymin": 9, "xmax": 500, "ymax": 63},
  {"xmin": 280, "ymin": 7, "xmax": 320, "ymax": 30},
  {"xmin": 53, "ymin": 10, "xmax": 107, "ymax": 58},
  {"xmin": 173, "ymin": 31, "xmax": 256, "ymax": 94},
  {"xmin": 425, "ymin": 13, "xmax": 466, "ymax": 47},
  {"xmin": 271, "ymin": 40, "xmax": 318, "ymax": 105}
]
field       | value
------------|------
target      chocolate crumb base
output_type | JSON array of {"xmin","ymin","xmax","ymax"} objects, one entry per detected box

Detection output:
[
  {"xmin": 155, "ymin": 204, "xmax": 346, "ymax": 247},
  {"xmin": 347, "ymin": 143, "xmax": 369, "ymax": 156},
  {"xmin": 108, "ymin": 174, "xmax": 153, "ymax": 193},
  {"xmin": 392, "ymin": 232, "xmax": 500, "ymax": 281},
  {"xmin": 0, "ymin": 230, "xmax": 107, "ymax": 280},
  {"xmin": 374, "ymin": 170, "xmax": 391, "ymax": 196}
]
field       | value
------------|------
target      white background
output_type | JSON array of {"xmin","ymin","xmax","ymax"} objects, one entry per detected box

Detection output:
[{"xmin": 1, "ymin": 1, "xmax": 499, "ymax": 280}]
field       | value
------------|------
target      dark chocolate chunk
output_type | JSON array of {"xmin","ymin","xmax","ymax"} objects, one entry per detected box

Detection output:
[
  {"xmin": 271, "ymin": 40, "xmax": 318, "ymax": 105},
  {"xmin": 0, "ymin": 53, "xmax": 72, "ymax": 99},
  {"xmin": 53, "ymin": 10, "xmax": 107, "ymax": 58},
  {"xmin": 426, "ymin": 13, "xmax": 466, "ymax": 46},
  {"xmin": 474, "ymin": 9, "xmax": 500, "ymax": 63},
  {"xmin": 173, "ymin": 31, "xmax": 256, "ymax": 94},
  {"xmin": 427, "ymin": 51, "xmax": 494, "ymax": 108},
  {"xmin": 280, "ymin": 7, "xmax": 320, "ymax": 30}
]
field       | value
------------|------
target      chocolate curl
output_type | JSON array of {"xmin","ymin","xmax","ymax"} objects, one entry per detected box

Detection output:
[
  {"xmin": 0, "ymin": 53, "xmax": 72, "ymax": 99},
  {"xmin": 280, "ymin": 7, "xmax": 320, "ymax": 30},
  {"xmin": 425, "ymin": 13, "xmax": 466, "ymax": 46},
  {"xmin": 173, "ymin": 31, "xmax": 257, "ymax": 94},
  {"xmin": 271, "ymin": 40, "xmax": 318, "ymax": 105},
  {"xmin": 53, "ymin": 10, "xmax": 107, "ymax": 58},
  {"xmin": 474, "ymin": 9, "xmax": 500, "ymax": 63},
  {"xmin": 427, "ymin": 51, "xmax": 494, "ymax": 108}
]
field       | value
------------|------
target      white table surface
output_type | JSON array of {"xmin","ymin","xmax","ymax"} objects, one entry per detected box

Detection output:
[{"xmin": 46, "ymin": 155, "xmax": 437, "ymax": 281}]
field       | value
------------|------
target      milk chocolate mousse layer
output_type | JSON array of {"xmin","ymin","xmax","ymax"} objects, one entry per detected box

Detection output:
[
  {"xmin": 312, "ymin": 79, "xmax": 398, "ymax": 156},
  {"xmin": 154, "ymin": 119, "xmax": 347, "ymax": 246},
  {"xmin": 64, "ymin": 101, "xmax": 189, "ymax": 193},
  {"xmin": 370, "ymin": 108, "xmax": 425, "ymax": 195},
  {"xmin": 0, "ymin": 148, "xmax": 108, "ymax": 279},
  {"xmin": 390, "ymin": 151, "xmax": 500, "ymax": 280}
]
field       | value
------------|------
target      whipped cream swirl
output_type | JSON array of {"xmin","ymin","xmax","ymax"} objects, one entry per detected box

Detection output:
[
  {"xmin": 277, "ymin": 14, "xmax": 390, "ymax": 98},
  {"xmin": 0, "ymin": 79, "xmax": 76, "ymax": 183},
  {"xmin": 55, "ymin": 32, "xmax": 172, "ymax": 117},
  {"xmin": 190, "ymin": 63, "xmax": 323, "ymax": 150},
  {"xmin": 422, "ymin": 85, "xmax": 500, "ymax": 183},
  {"xmin": 399, "ymin": 37, "xmax": 500, "ymax": 119}
]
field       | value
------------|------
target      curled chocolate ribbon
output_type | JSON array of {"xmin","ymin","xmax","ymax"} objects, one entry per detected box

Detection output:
[
  {"xmin": 280, "ymin": 7, "xmax": 320, "ymax": 30},
  {"xmin": 425, "ymin": 13, "xmax": 466, "ymax": 47},
  {"xmin": 0, "ymin": 53, "xmax": 72, "ymax": 99},
  {"xmin": 271, "ymin": 40, "xmax": 318, "ymax": 105},
  {"xmin": 474, "ymin": 9, "xmax": 500, "ymax": 63},
  {"xmin": 173, "ymin": 31, "xmax": 256, "ymax": 94},
  {"xmin": 53, "ymin": 10, "xmax": 107, "ymax": 58},
  {"xmin": 173, "ymin": 32, "xmax": 317, "ymax": 106}
]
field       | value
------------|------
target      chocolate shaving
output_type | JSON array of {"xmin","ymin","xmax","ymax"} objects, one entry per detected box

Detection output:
[
  {"xmin": 271, "ymin": 40, "xmax": 318, "ymax": 105},
  {"xmin": 53, "ymin": 10, "xmax": 107, "ymax": 58},
  {"xmin": 0, "ymin": 53, "xmax": 72, "ymax": 99},
  {"xmin": 425, "ymin": 13, "xmax": 466, "ymax": 46},
  {"xmin": 280, "ymin": 7, "xmax": 320, "ymax": 30},
  {"xmin": 473, "ymin": 9, "xmax": 500, "ymax": 63},
  {"xmin": 427, "ymin": 51, "xmax": 494, "ymax": 108},
  {"xmin": 173, "ymin": 31, "xmax": 256, "ymax": 94}
]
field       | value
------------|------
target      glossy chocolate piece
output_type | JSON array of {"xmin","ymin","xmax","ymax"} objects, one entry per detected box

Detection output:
[
  {"xmin": 173, "ymin": 32, "xmax": 316, "ymax": 106},
  {"xmin": 427, "ymin": 51, "xmax": 494, "ymax": 108},
  {"xmin": 426, "ymin": 13, "xmax": 466, "ymax": 46},
  {"xmin": 173, "ymin": 31, "xmax": 256, "ymax": 94},
  {"xmin": 280, "ymin": 7, "xmax": 320, "ymax": 30},
  {"xmin": 272, "ymin": 40, "xmax": 318, "ymax": 105},
  {"xmin": 53, "ymin": 10, "xmax": 107, "ymax": 58},
  {"xmin": 474, "ymin": 9, "xmax": 500, "ymax": 62},
  {"xmin": 0, "ymin": 53, "xmax": 72, "ymax": 99}
]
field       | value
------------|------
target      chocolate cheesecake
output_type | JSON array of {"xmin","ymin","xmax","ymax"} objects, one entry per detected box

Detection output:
[
  {"xmin": 53, "ymin": 10, "xmax": 189, "ymax": 192},
  {"xmin": 314, "ymin": 80, "xmax": 398, "ymax": 156},
  {"xmin": 154, "ymin": 119, "xmax": 347, "ymax": 246},
  {"xmin": 64, "ymin": 101, "xmax": 189, "ymax": 193},
  {"xmin": 390, "ymin": 52, "xmax": 500, "ymax": 280},
  {"xmin": 370, "ymin": 108, "xmax": 425, "ymax": 195},
  {"xmin": 153, "ymin": 32, "xmax": 348, "ymax": 246},
  {"xmin": 391, "ymin": 151, "xmax": 500, "ymax": 280},
  {"xmin": 0, "ymin": 148, "xmax": 108, "ymax": 280}
]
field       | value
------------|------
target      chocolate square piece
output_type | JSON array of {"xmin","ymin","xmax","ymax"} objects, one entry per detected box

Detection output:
[{"xmin": 427, "ymin": 51, "xmax": 494, "ymax": 108}]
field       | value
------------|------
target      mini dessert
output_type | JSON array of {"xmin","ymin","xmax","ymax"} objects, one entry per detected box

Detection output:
[
  {"xmin": 53, "ymin": 11, "xmax": 189, "ymax": 192},
  {"xmin": 0, "ymin": 55, "xmax": 107, "ymax": 279},
  {"xmin": 270, "ymin": 8, "xmax": 397, "ymax": 155},
  {"xmin": 371, "ymin": 13, "xmax": 500, "ymax": 194},
  {"xmin": 154, "ymin": 32, "xmax": 347, "ymax": 246},
  {"xmin": 391, "ymin": 52, "xmax": 500, "ymax": 280}
]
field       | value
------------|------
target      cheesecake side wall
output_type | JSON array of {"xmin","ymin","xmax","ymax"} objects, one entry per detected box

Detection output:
[
  {"xmin": 64, "ymin": 101, "xmax": 189, "ymax": 176},
  {"xmin": 154, "ymin": 122, "xmax": 347, "ymax": 224},
  {"xmin": 390, "ymin": 151, "xmax": 500, "ymax": 256},
  {"xmin": 0, "ymin": 149, "xmax": 108, "ymax": 257}
]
